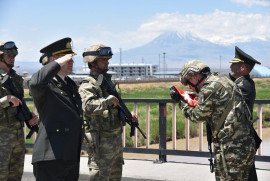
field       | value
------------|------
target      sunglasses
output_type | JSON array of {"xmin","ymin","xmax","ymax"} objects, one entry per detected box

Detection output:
[
  {"xmin": 82, "ymin": 47, "xmax": 113, "ymax": 57},
  {"xmin": 0, "ymin": 41, "xmax": 18, "ymax": 50}
]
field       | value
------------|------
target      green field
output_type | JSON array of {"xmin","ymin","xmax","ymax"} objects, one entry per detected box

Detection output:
[
  {"xmin": 24, "ymin": 78, "xmax": 270, "ymax": 147},
  {"xmin": 119, "ymin": 79, "xmax": 270, "ymax": 146}
]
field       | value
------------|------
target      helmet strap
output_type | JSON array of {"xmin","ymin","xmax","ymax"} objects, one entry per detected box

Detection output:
[
  {"xmin": 188, "ymin": 74, "xmax": 207, "ymax": 93},
  {"xmin": 93, "ymin": 61, "xmax": 108, "ymax": 74},
  {"xmin": 0, "ymin": 58, "xmax": 13, "ymax": 69}
]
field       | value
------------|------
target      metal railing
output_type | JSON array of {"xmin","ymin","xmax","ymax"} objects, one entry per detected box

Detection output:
[
  {"xmin": 24, "ymin": 98, "xmax": 270, "ymax": 162},
  {"xmin": 122, "ymin": 99, "xmax": 270, "ymax": 162}
]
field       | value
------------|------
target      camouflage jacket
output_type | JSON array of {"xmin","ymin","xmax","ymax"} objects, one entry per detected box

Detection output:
[
  {"xmin": 79, "ymin": 72, "xmax": 123, "ymax": 135},
  {"xmin": 0, "ymin": 69, "xmax": 24, "ymax": 129},
  {"xmin": 181, "ymin": 72, "xmax": 252, "ymax": 143}
]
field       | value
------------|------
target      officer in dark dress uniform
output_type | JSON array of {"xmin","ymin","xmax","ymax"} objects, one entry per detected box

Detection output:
[
  {"xmin": 29, "ymin": 38, "xmax": 84, "ymax": 181},
  {"xmin": 229, "ymin": 46, "xmax": 262, "ymax": 181}
]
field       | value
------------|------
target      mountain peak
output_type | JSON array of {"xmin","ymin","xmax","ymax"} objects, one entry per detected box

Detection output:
[
  {"xmin": 177, "ymin": 31, "xmax": 199, "ymax": 40},
  {"xmin": 150, "ymin": 31, "xmax": 200, "ymax": 45}
]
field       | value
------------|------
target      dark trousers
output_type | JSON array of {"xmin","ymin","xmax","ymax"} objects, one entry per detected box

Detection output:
[
  {"xmin": 248, "ymin": 163, "xmax": 258, "ymax": 181},
  {"xmin": 33, "ymin": 160, "xmax": 80, "ymax": 181}
]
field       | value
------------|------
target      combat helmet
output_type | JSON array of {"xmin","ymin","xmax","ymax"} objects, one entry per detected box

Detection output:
[
  {"xmin": 82, "ymin": 44, "xmax": 113, "ymax": 63},
  {"xmin": 0, "ymin": 41, "xmax": 18, "ymax": 56},
  {"xmin": 179, "ymin": 60, "xmax": 210, "ymax": 85}
]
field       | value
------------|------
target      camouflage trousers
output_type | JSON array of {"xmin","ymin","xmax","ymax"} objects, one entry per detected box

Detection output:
[
  {"xmin": 214, "ymin": 137, "xmax": 255, "ymax": 181},
  {"xmin": 87, "ymin": 133, "xmax": 123, "ymax": 181},
  {"xmin": 0, "ymin": 127, "xmax": 25, "ymax": 181}
]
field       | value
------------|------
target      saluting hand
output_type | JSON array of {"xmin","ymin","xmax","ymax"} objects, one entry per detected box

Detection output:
[
  {"xmin": 55, "ymin": 54, "xmax": 73, "ymax": 66},
  {"xmin": 7, "ymin": 95, "xmax": 22, "ymax": 107}
]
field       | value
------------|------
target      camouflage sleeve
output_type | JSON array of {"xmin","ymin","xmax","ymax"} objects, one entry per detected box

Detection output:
[
  {"xmin": 0, "ymin": 96, "xmax": 10, "ymax": 109},
  {"xmin": 181, "ymin": 82, "xmax": 227, "ymax": 123},
  {"xmin": 0, "ymin": 73, "xmax": 24, "ymax": 109},
  {"xmin": 79, "ymin": 82, "xmax": 115, "ymax": 116}
]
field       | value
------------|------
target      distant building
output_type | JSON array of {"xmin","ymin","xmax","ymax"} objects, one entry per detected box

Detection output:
[
  {"xmin": 153, "ymin": 70, "xmax": 180, "ymax": 78},
  {"xmin": 109, "ymin": 63, "xmax": 158, "ymax": 79}
]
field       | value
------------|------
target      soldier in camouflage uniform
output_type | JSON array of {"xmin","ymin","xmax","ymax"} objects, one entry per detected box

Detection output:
[
  {"xmin": 172, "ymin": 60, "xmax": 255, "ymax": 180},
  {"xmin": 0, "ymin": 41, "xmax": 38, "ymax": 181},
  {"xmin": 79, "ymin": 44, "xmax": 138, "ymax": 181},
  {"xmin": 229, "ymin": 46, "xmax": 261, "ymax": 181}
]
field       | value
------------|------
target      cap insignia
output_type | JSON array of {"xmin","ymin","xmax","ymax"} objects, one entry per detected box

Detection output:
[{"xmin": 66, "ymin": 42, "xmax": 71, "ymax": 49}]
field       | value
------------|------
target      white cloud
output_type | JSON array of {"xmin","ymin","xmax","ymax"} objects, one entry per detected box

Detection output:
[
  {"xmin": 131, "ymin": 10, "xmax": 270, "ymax": 45},
  {"xmin": 231, "ymin": 0, "xmax": 270, "ymax": 7}
]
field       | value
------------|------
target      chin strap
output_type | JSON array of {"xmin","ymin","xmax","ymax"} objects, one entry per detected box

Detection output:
[
  {"xmin": 0, "ymin": 59, "xmax": 13, "ymax": 68},
  {"xmin": 187, "ymin": 71, "xmax": 210, "ymax": 93},
  {"xmin": 187, "ymin": 75, "xmax": 207, "ymax": 93}
]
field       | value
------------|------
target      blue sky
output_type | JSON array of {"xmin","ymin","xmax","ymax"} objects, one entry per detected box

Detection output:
[{"xmin": 1, "ymin": 0, "xmax": 270, "ymax": 67}]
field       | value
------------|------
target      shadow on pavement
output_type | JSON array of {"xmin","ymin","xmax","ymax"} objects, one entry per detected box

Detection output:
[{"xmin": 23, "ymin": 172, "xmax": 162, "ymax": 181}]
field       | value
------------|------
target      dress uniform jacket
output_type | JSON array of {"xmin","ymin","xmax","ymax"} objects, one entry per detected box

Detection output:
[
  {"xmin": 230, "ymin": 74, "xmax": 255, "ymax": 115},
  {"xmin": 29, "ymin": 61, "xmax": 83, "ymax": 163}
]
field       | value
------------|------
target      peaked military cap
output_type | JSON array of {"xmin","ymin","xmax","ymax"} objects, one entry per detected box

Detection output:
[
  {"xmin": 39, "ymin": 37, "xmax": 76, "ymax": 63},
  {"xmin": 230, "ymin": 46, "xmax": 261, "ymax": 67}
]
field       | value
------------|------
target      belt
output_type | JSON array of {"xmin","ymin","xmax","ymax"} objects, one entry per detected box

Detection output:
[{"xmin": 99, "ymin": 130, "xmax": 122, "ymax": 138}]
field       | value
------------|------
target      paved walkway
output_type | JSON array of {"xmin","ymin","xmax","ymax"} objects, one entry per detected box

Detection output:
[{"xmin": 23, "ymin": 154, "xmax": 270, "ymax": 181}]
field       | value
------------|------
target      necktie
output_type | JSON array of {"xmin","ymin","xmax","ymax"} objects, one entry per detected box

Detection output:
[
  {"xmin": 64, "ymin": 77, "xmax": 73, "ymax": 93},
  {"xmin": 64, "ymin": 77, "xmax": 69, "ymax": 85}
]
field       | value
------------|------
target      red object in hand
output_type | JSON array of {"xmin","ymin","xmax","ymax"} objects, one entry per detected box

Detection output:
[{"xmin": 172, "ymin": 85, "xmax": 197, "ymax": 107}]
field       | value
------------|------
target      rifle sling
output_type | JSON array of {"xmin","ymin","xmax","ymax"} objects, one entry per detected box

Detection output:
[{"xmin": 213, "ymin": 86, "xmax": 235, "ymax": 138}]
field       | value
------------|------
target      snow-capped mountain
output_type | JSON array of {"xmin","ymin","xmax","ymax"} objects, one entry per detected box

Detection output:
[{"xmin": 110, "ymin": 31, "xmax": 270, "ymax": 69}]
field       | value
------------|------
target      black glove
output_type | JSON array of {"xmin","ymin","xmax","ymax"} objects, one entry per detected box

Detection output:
[{"xmin": 170, "ymin": 87, "xmax": 182, "ymax": 101}]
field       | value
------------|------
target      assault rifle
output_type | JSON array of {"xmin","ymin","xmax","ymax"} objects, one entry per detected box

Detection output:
[
  {"xmin": 1, "ymin": 75, "xmax": 39, "ymax": 139},
  {"xmin": 206, "ymin": 123, "xmax": 214, "ymax": 173},
  {"xmin": 98, "ymin": 74, "xmax": 146, "ymax": 139}
]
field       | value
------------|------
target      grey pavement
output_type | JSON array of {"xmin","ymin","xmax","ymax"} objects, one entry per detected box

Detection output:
[{"xmin": 23, "ymin": 154, "xmax": 270, "ymax": 181}]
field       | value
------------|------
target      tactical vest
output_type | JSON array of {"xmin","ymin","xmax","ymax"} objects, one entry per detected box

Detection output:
[
  {"xmin": 206, "ymin": 73, "xmax": 252, "ymax": 143},
  {"xmin": 0, "ymin": 70, "xmax": 24, "ymax": 129},
  {"xmin": 82, "ymin": 76, "xmax": 125, "ymax": 134}
]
